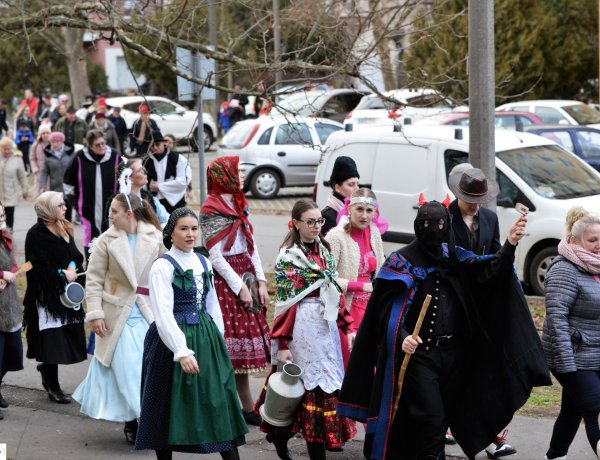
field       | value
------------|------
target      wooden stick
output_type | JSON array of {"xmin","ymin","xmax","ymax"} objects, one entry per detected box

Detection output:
[
  {"xmin": 391, "ymin": 294, "xmax": 432, "ymax": 421},
  {"xmin": 14, "ymin": 261, "xmax": 32, "ymax": 277}
]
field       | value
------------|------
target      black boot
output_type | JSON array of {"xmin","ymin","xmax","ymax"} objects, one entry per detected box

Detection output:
[
  {"xmin": 155, "ymin": 450, "xmax": 172, "ymax": 460},
  {"xmin": 267, "ymin": 432, "xmax": 294, "ymax": 460},
  {"xmin": 306, "ymin": 441, "xmax": 326, "ymax": 460},
  {"xmin": 220, "ymin": 447, "xmax": 241, "ymax": 460},
  {"xmin": 124, "ymin": 419, "xmax": 138, "ymax": 444}
]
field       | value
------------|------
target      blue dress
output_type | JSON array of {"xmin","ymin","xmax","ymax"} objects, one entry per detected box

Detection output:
[{"xmin": 73, "ymin": 233, "xmax": 149, "ymax": 422}]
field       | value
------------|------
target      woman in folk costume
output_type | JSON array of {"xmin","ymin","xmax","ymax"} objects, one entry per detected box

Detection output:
[
  {"xmin": 135, "ymin": 208, "xmax": 247, "ymax": 460},
  {"xmin": 320, "ymin": 156, "xmax": 360, "ymax": 237},
  {"xmin": 72, "ymin": 188, "xmax": 164, "ymax": 443},
  {"xmin": 325, "ymin": 188, "xmax": 386, "ymax": 367},
  {"xmin": 0, "ymin": 201, "xmax": 22, "ymax": 420},
  {"xmin": 199, "ymin": 156, "xmax": 270, "ymax": 425},
  {"xmin": 269, "ymin": 198, "xmax": 357, "ymax": 459},
  {"xmin": 23, "ymin": 191, "xmax": 86, "ymax": 404}
]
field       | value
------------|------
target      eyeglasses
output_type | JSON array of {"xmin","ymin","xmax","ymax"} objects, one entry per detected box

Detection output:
[
  {"xmin": 133, "ymin": 166, "xmax": 147, "ymax": 175},
  {"xmin": 57, "ymin": 203, "xmax": 67, "ymax": 209},
  {"xmin": 92, "ymin": 141, "xmax": 106, "ymax": 148},
  {"xmin": 296, "ymin": 218, "xmax": 325, "ymax": 228}
]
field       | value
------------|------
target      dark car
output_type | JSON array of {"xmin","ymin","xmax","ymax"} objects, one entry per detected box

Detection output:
[{"xmin": 524, "ymin": 125, "xmax": 600, "ymax": 171}]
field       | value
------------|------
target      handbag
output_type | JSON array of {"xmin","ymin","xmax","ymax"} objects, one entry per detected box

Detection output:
[{"xmin": 241, "ymin": 272, "xmax": 262, "ymax": 313}]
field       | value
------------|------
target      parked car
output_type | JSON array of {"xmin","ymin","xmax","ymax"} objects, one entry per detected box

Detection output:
[
  {"xmin": 496, "ymin": 99, "xmax": 600, "ymax": 129},
  {"xmin": 275, "ymin": 88, "xmax": 368, "ymax": 123},
  {"xmin": 524, "ymin": 125, "xmax": 600, "ymax": 171},
  {"xmin": 314, "ymin": 125, "xmax": 600, "ymax": 295},
  {"xmin": 343, "ymin": 88, "xmax": 466, "ymax": 131},
  {"xmin": 415, "ymin": 110, "xmax": 544, "ymax": 129},
  {"xmin": 217, "ymin": 116, "xmax": 343, "ymax": 199},
  {"xmin": 104, "ymin": 96, "xmax": 218, "ymax": 151}
]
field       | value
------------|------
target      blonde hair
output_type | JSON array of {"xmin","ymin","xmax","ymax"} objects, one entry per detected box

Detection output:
[
  {"xmin": 0, "ymin": 137, "xmax": 14, "ymax": 150},
  {"xmin": 566, "ymin": 206, "xmax": 600, "ymax": 240},
  {"xmin": 344, "ymin": 188, "xmax": 377, "ymax": 233}
]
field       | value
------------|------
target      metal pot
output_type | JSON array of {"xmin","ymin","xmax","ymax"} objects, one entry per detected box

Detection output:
[
  {"xmin": 60, "ymin": 282, "xmax": 85, "ymax": 311},
  {"xmin": 259, "ymin": 361, "xmax": 305, "ymax": 427}
]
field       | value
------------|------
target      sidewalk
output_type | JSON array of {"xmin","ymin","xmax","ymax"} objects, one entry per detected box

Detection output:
[{"xmin": 2, "ymin": 190, "xmax": 596, "ymax": 460}]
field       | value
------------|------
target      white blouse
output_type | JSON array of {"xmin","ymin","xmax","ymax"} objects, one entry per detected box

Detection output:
[
  {"xmin": 207, "ymin": 196, "xmax": 266, "ymax": 294},
  {"xmin": 149, "ymin": 246, "xmax": 224, "ymax": 361}
]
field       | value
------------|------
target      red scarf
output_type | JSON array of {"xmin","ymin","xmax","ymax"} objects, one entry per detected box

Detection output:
[
  {"xmin": 201, "ymin": 157, "xmax": 254, "ymax": 254},
  {"xmin": 1, "ymin": 231, "xmax": 12, "ymax": 252}
]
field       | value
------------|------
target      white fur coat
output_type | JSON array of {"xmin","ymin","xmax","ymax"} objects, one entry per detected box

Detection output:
[{"xmin": 84, "ymin": 221, "xmax": 164, "ymax": 366}]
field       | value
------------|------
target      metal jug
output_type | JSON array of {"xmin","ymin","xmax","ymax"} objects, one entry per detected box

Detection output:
[{"xmin": 259, "ymin": 361, "xmax": 305, "ymax": 427}]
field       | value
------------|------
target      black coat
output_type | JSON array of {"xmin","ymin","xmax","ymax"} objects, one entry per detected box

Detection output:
[
  {"xmin": 449, "ymin": 199, "xmax": 501, "ymax": 255},
  {"xmin": 23, "ymin": 220, "xmax": 86, "ymax": 360},
  {"xmin": 338, "ymin": 241, "xmax": 551, "ymax": 459}
]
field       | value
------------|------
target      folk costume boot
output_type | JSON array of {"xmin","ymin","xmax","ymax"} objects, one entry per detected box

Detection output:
[
  {"xmin": 219, "ymin": 447, "xmax": 241, "ymax": 460},
  {"xmin": 266, "ymin": 432, "xmax": 294, "ymax": 460},
  {"xmin": 306, "ymin": 441, "xmax": 326, "ymax": 460},
  {"xmin": 124, "ymin": 419, "xmax": 138, "ymax": 444}
]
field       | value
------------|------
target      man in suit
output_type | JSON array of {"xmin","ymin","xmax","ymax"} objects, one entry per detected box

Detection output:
[{"xmin": 448, "ymin": 165, "xmax": 517, "ymax": 459}]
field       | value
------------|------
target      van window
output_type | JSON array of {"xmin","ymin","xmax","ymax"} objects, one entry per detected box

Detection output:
[
  {"xmin": 444, "ymin": 150, "xmax": 468, "ymax": 181},
  {"xmin": 498, "ymin": 144, "xmax": 600, "ymax": 199},
  {"xmin": 575, "ymin": 130, "xmax": 600, "ymax": 159}
]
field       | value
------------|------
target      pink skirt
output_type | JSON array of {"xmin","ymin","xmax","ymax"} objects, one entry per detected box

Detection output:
[{"xmin": 214, "ymin": 253, "xmax": 271, "ymax": 373}]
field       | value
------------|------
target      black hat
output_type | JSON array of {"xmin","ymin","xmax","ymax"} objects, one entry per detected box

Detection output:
[
  {"xmin": 448, "ymin": 168, "xmax": 499, "ymax": 204},
  {"xmin": 150, "ymin": 131, "xmax": 165, "ymax": 143},
  {"xmin": 330, "ymin": 156, "xmax": 360, "ymax": 185}
]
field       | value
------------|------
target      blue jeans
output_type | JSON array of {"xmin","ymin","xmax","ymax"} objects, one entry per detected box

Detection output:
[{"xmin": 546, "ymin": 369, "xmax": 600, "ymax": 459}]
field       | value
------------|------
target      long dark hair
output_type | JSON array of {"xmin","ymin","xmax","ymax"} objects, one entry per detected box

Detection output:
[
  {"xmin": 113, "ymin": 193, "xmax": 161, "ymax": 230},
  {"xmin": 280, "ymin": 199, "xmax": 331, "ymax": 252}
]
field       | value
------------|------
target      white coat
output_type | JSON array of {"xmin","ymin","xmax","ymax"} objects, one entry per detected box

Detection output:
[
  {"xmin": 84, "ymin": 220, "xmax": 164, "ymax": 366},
  {"xmin": 325, "ymin": 223, "xmax": 385, "ymax": 309}
]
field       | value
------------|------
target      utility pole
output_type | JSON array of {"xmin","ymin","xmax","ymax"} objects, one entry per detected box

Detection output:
[
  {"xmin": 209, "ymin": 1, "xmax": 218, "ymax": 123},
  {"xmin": 468, "ymin": 0, "xmax": 496, "ymax": 207},
  {"xmin": 273, "ymin": 0, "xmax": 282, "ymax": 90}
]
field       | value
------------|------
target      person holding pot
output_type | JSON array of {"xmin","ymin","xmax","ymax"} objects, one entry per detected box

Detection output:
[
  {"xmin": 135, "ymin": 208, "xmax": 247, "ymax": 460},
  {"xmin": 268, "ymin": 198, "xmax": 357, "ymax": 459},
  {"xmin": 23, "ymin": 191, "xmax": 86, "ymax": 404},
  {"xmin": 72, "ymin": 193, "xmax": 164, "ymax": 444},
  {"xmin": 320, "ymin": 156, "xmax": 360, "ymax": 237}
]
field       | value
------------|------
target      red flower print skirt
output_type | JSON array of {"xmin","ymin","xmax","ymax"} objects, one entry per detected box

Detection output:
[{"xmin": 214, "ymin": 253, "xmax": 271, "ymax": 373}]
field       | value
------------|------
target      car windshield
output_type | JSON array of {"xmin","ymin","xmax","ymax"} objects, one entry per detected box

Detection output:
[
  {"xmin": 355, "ymin": 92, "xmax": 454, "ymax": 111},
  {"xmin": 498, "ymin": 144, "xmax": 600, "ymax": 199},
  {"xmin": 278, "ymin": 92, "xmax": 325, "ymax": 114},
  {"xmin": 220, "ymin": 123, "xmax": 257, "ymax": 149},
  {"xmin": 562, "ymin": 104, "xmax": 600, "ymax": 124}
]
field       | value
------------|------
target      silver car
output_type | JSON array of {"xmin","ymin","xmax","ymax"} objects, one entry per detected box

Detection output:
[{"xmin": 218, "ymin": 116, "xmax": 343, "ymax": 199}]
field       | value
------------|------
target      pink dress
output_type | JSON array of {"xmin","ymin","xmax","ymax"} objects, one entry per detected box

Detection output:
[{"xmin": 346, "ymin": 227, "xmax": 377, "ymax": 328}]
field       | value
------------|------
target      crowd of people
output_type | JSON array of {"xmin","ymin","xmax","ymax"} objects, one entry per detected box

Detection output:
[{"xmin": 1, "ymin": 88, "xmax": 600, "ymax": 460}]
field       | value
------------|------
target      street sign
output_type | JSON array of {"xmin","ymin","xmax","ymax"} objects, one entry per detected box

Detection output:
[{"xmin": 176, "ymin": 46, "xmax": 216, "ymax": 101}]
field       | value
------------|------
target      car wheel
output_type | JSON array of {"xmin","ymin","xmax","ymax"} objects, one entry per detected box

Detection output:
[
  {"xmin": 528, "ymin": 246, "xmax": 558, "ymax": 296},
  {"xmin": 250, "ymin": 169, "xmax": 281, "ymax": 199},
  {"xmin": 189, "ymin": 126, "xmax": 214, "ymax": 152}
]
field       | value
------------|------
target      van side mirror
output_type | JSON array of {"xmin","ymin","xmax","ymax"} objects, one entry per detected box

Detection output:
[{"xmin": 497, "ymin": 196, "xmax": 514, "ymax": 207}]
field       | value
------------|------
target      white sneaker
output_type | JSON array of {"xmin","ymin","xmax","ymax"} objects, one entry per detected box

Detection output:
[
  {"xmin": 544, "ymin": 456, "xmax": 567, "ymax": 460},
  {"xmin": 485, "ymin": 430, "xmax": 517, "ymax": 459}
]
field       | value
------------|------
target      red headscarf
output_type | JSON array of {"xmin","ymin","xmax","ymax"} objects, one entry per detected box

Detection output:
[{"xmin": 201, "ymin": 156, "xmax": 254, "ymax": 253}]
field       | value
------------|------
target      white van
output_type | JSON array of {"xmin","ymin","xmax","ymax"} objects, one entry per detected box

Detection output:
[{"xmin": 314, "ymin": 125, "xmax": 600, "ymax": 295}]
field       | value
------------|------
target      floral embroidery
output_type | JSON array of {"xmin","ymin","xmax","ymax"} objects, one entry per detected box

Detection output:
[{"xmin": 275, "ymin": 243, "xmax": 340, "ymax": 303}]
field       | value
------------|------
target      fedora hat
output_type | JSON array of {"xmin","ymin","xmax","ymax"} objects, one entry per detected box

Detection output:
[{"xmin": 448, "ymin": 167, "xmax": 499, "ymax": 204}]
